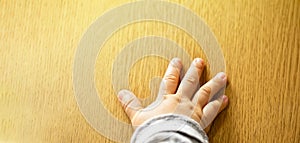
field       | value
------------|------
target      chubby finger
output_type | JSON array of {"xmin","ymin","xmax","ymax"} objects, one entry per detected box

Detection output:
[
  {"xmin": 204, "ymin": 95, "xmax": 229, "ymax": 133},
  {"xmin": 117, "ymin": 89, "xmax": 143, "ymax": 120},
  {"xmin": 157, "ymin": 58, "xmax": 182, "ymax": 100},
  {"xmin": 200, "ymin": 95, "xmax": 228, "ymax": 128},
  {"xmin": 192, "ymin": 72, "xmax": 227, "ymax": 107},
  {"xmin": 177, "ymin": 58, "xmax": 205, "ymax": 99}
]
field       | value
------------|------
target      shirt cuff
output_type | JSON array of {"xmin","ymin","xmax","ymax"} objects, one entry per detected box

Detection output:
[{"xmin": 131, "ymin": 114, "xmax": 209, "ymax": 143}]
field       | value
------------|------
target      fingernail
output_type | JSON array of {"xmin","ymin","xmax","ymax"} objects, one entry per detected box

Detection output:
[
  {"xmin": 194, "ymin": 58, "xmax": 204, "ymax": 64},
  {"xmin": 118, "ymin": 90, "xmax": 132, "ymax": 103},
  {"xmin": 222, "ymin": 95, "xmax": 228, "ymax": 102},
  {"xmin": 216, "ymin": 72, "xmax": 226, "ymax": 80},
  {"xmin": 194, "ymin": 58, "xmax": 204, "ymax": 67},
  {"xmin": 171, "ymin": 58, "xmax": 182, "ymax": 69}
]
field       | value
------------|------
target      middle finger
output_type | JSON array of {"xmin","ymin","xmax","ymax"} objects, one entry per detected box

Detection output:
[{"xmin": 177, "ymin": 58, "xmax": 205, "ymax": 99}]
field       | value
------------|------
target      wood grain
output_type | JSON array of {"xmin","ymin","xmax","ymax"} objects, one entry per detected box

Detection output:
[{"xmin": 0, "ymin": 0, "xmax": 299, "ymax": 142}]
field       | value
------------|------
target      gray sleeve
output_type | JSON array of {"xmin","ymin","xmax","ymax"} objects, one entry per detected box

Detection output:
[{"xmin": 131, "ymin": 114, "xmax": 209, "ymax": 143}]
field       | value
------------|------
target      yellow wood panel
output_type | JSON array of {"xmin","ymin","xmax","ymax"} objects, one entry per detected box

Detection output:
[{"xmin": 0, "ymin": 0, "xmax": 299, "ymax": 142}]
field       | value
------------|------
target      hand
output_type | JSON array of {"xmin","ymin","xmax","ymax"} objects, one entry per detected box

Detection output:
[{"xmin": 117, "ymin": 58, "xmax": 228, "ymax": 133}]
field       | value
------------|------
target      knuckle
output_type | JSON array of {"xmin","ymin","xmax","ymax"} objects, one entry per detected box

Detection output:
[
  {"xmin": 185, "ymin": 76, "xmax": 197, "ymax": 85},
  {"xmin": 200, "ymin": 86, "xmax": 211, "ymax": 96},
  {"xmin": 193, "ymin": 106, "xmax": 203, "ymax": 117},
  {"xmin": 164, "ymin": 94, "xmax": 181, "ymax": 103},
  {"xmin": 123, "ymin": 98, "xmax": 134, "ymax": 110},
  {"xmin": 164, "ymin": 74, "xmax": 178, "ymax": 83}
]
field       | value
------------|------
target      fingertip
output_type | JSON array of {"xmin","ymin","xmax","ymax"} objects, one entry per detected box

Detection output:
[
  {"xmin": 170, "ymin": 57, "xmax": 183, "ymax": 69},
  {"xmin": 171, "ymin": 57, "xmax": 181, "ymax": 62},
  {"xmin": 117, "ymin": 89, "xmax": 133, "ymax": 104},
  {"xmin": 222, "ymin": 95, "xmax": 228, "ymax": 103},
  {"xmin": 217, "ymin": 72, "xmax": 226, "ymax": 79},
  {"xmin": 117, "ymin": 89, "xmax": 126, "ymax": 99},
  {"xmin": 193, "ymin": 58, "xmax": 205, "ymax": 68}
]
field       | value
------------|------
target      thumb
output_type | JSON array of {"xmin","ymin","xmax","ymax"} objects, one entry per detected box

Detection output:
[{"xmin": 117, "ymin": 89, "xmax": 143, "ymax": 120}]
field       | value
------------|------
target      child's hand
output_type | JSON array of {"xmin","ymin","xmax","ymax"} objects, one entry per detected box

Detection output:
[{"xmin": 117, "ymin": 58, "xmax": 228, "ymax": 133}]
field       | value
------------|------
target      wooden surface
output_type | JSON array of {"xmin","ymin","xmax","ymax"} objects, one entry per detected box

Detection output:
[{"xmin": 0, "ymin": 0, "xmax": 299, "ymax": 142}]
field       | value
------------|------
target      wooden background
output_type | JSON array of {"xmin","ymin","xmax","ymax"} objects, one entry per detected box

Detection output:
[{"xmin": 0, "ymin": 0, "xmax": 299, "ymax": 142}]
